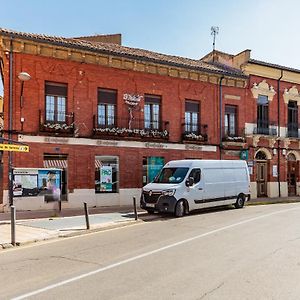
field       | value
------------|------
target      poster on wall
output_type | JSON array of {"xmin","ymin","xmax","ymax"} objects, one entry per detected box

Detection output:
[
  {"xmin": 100, "ymin": 166, "xmax": 113, "ymax": 192},
  {"xmin": 13, "ymin": 168, "xmax": 62, "ymax": 201},
  {"xmin": 13, "ymin": 169, "xmax": 38, "ymax": 197},
  {"xmin": 147, "ymin": 157, "xmax": 164, "ymax": 182}
]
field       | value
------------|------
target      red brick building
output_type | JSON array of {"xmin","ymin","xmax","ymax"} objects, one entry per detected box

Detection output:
[
  {"xmin": 0, "ymin": 28, "xmax": 249, "ymax": 211},
  {"xmin": 202, "ymin": 50, "xmax": 300, "ymax": 198}
]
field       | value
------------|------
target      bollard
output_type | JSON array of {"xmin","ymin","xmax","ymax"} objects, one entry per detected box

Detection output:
[
  {"xmin": 133, "ymin": 197, "xmax": 138, "ymax": 221},
  {"xmin": 84, "ymin": 202, "xmax": 90, "ymax": 230},
  {"xmin": 11, "ymin": 205, "xmax": 16, "ymax": 246}
]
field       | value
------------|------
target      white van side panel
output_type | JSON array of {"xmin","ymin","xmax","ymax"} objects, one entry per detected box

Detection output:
[
  {"xmin": 203, "ymin": 168, "xmax": 225, "ymax": 200},
  {"xmin": 223, "ymin": 168, "xmax": 236, "ymax": 198}
]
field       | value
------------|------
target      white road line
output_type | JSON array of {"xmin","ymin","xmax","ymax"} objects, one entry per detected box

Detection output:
[{"xmin": 12, "ymin": 205, "xmax": 300, "ymax": 300}]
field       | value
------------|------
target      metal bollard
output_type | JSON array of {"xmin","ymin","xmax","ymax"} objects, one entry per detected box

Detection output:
[
  {"xmin": 11, "ymin": 205, "xmax": 16, "ymax": 246},
  {"xmin": 133, "ymin": 197, "xmax": 138, "ymax": 221},
  {"xmin": 84, "ymin": 202, "xmax": 90, "ymax": 230}
]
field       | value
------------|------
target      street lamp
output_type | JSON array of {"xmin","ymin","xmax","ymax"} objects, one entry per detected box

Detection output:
[{"xmin": 8, "ymin": 71, "xmax": 31, "ymax": 206}]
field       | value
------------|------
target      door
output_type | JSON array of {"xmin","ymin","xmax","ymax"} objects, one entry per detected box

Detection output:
[
  {"xmin": 287, "ymin": 161, "xmax": 297, "ymax": 196},
  {"xmin": 186, "ymin": 168, "xmax": 203, "ymax": 210},
  {"xmin": 257, "ymin": 162, "xmax": 267, "ymax": 197}
]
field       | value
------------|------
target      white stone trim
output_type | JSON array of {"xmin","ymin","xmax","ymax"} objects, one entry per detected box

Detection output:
[
  {"xmin": 283, "ymin": 86, "xmax": 300, "ymax": 105},
  {"xmin": 18, "ymin": 135, "xmax": 217, "ymax": 152},
  {"xmin": 251, "ymin": 80, "xmax": 276, "ymax": 101}
]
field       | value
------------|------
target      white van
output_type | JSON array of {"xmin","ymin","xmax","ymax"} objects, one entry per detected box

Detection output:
[{"xmin": 140, "ymin": 159, "xmax": 250, "ymax": 217}]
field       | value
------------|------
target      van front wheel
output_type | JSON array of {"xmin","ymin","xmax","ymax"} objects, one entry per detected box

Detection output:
[
  {"xmin": 234, "ymin": 194, "xmax": 245, "ymax": 209},
  {"xmin": 174, "ymin": 200, "xmax": 185, "ymax": 217}
]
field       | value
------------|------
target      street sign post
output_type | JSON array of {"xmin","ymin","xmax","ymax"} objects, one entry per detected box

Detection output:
[{"xmin": 0, "ymin": 144, "xmax": 29, "ymax": 152}]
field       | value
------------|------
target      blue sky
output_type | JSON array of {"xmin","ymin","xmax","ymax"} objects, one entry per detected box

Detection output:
[{"xmin": 1, "ymin": 0, "xmax": 300, "ymax": 94}]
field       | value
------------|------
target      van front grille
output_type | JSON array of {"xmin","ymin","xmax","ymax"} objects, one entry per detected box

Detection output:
[{"xmin": 143, "ymin": 191, "xmax": 162, "ymax": 203}]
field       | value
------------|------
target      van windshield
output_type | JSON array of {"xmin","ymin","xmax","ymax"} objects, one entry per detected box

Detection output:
[{"xmin": 153, "ymin": 167, "xmax": 189, "ymax": 184}]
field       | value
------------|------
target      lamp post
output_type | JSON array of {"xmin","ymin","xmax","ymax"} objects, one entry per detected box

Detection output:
[{"xmin": 8, "ymin": 71, "xmax": 31, "ymax": 206}]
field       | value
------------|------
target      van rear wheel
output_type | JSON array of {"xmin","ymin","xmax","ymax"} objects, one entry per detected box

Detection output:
[
  {"xmin": 234, "ymin": 194, "xmax": 245, "ymax": 209},
  {"xmin": 175, "ymin": 200, "xmax": 185, "ymax": 217}
]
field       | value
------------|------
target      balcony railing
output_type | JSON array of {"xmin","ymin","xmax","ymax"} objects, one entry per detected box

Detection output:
[
  {"xmin": 287, "ymin": 123, "xmax": 299, "ymax": 138},
  {"xmin": 93, "ymin": 116, "xmax": 169, "ymax": 140},
  {"xmin": 222, "ymin": 129, "xmax": 245, "ymax": 143},
  {"xmin": 182, "ymin": 123, "xmax": 208, "ymax": 143},
  {"xmin": 39, "ymin": 110, "xmax": 75, "ymax": 135},
  {"xmin": 253, "ymin": 121, "xmax": 277, "ymax": 136}
]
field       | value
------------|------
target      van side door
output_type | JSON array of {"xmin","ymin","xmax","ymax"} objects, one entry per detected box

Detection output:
[{"xmin": 186, "ymin": 168, "xmax": 203, "ymax": 210}]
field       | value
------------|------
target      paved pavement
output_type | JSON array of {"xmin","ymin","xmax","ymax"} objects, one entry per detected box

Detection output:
[{"xmin": 0, "ymin": 196, "xmax": 299, "ymax": 249}]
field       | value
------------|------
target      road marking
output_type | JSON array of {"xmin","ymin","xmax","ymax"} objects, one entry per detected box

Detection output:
[{"xmin": 12, "ymin": 205, "xmax": 300, "ymax": 300}]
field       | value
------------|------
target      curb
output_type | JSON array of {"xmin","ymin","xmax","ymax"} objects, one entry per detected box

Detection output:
[{"xmin": 246, "ymin": 200, "xmax": 300, "ymax": 206}]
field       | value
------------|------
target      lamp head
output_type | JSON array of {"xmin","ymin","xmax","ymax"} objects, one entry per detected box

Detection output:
[{"xmin": 18, "ymin": 72, "xmax": 31, "ymax": 82}]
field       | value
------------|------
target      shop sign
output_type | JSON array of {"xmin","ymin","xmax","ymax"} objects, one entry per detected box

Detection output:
[
  {"xmin": 272, "ymin": 165, "xmax": 278, "ymax": 177},
  {"xmin": 240, "ymin": 150, "xmax": 248, "ymax": 160},
  {"xmin": 100, "ymin": 166, "xmax": 113, "ymax": 192}
]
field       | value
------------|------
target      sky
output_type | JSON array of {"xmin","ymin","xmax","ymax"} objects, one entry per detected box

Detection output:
[{"xmin": 1, "ymin": 0, "xmax": 300, "ymax": 95}]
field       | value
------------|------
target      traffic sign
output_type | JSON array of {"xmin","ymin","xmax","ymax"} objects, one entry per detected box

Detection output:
[{"xmin": 0, "ymin": 144, "xmax": 29, "ymax": 152}]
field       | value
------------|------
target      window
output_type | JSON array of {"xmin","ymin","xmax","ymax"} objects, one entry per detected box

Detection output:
[
  {"xmin": 257, "ymin": 95, "xmax": 269, "ymax": 134},
  {"xmin": 188, "ymin": 168, "xmax": 201, "ymax": 184},
  {"xmin": 288, "ymin": 101, "xmax": 298, "ymax": 138},
  {"xmin": 144, "ymin": 95, "xmax": 161, "ymax": 129},
  {"xmin": 185, "ymin": 101, "xmax": 199, "ymax": 133},
  {"xmin": 95, "ymin": 156, "xmax": 119, "ymax": 193},
  {"xmin": 45, "ymin": 82, "xmax": 67, "ymax": 123},
  {"xmin": 98, "ymin": 89, "xmax": 117, "ymax": 127},
  {"xmin": 224, "ymin": 105, "xmax": 237, "ymax": 136},
  {"xmin": 142, "ymin": 157, "xmax": 164, "ymax": 185}
]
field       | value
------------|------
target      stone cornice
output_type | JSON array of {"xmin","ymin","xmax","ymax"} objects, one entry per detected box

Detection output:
[{"xmin": 0, "ymin": 37, "xmax": 247, "ymax": 88}]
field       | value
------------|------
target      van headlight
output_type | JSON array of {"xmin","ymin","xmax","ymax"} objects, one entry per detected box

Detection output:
[{"xmin": 162, "ymin": 189, "xmax": 176, "ymax": 196}]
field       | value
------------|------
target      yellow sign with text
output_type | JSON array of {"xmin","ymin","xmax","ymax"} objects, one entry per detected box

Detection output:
[{"xmin": 0, "ymin": 144, "xmax": 29, "ymax": 152}]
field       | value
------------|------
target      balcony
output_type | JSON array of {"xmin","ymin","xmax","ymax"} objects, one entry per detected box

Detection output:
[
  {"xmin": 253, "ymin": 121, "xmax": 277, "ymax": 136},
  {"xmin": 222, "ymin": 129, "xmax": 245, "ymax": 143},
  {"xmin": 39, "ymin": 110, "xmax": 75, "ymax": 136},
  {"xmin": 93, "ymin": 116, "xmax": 169, "ymax": 141},
  {"xmin": 287, "ymin": 123, "xmax": 299, "ymax": 138},
  {"xmin": 182, "ymin": 123, "xmax": 208, "ymax": 143}
]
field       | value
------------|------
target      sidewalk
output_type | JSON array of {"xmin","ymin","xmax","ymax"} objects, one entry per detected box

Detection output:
[
  {"xmin": 1, "ymin": 197, "xmax": 300, "ymax": 249},
  {"xmin": 0, "ymin": 207, "xmax": 154, "ymax": 249}
]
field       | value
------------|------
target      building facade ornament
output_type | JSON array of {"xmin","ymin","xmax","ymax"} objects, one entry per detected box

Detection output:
[
  {"xmin": 286, "ymin": 150, "xmax": 300, "ymax": 161},
  {"xmin": 269, "ymin": 137, "xmax": 277, "ymax": 148},
  {"xmin": 283, "ymin": 138, "xmax": 291, "ymax": 149},
  {"xmin": 283, "ymin": 86, "xmax": 300, "ymax": 105},
  {"xmin": 254, "ymin": 148, "xmax": 272, "ymax": 160},
  {"xmin": 252, "ymin": 135, "xmax": 261, "ymax": 147},
  {"xmin": 251, "ymin": 80, "xmax": 276, "ymax": 101}
]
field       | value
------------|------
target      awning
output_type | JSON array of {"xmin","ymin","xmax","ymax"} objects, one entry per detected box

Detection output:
[
  {"xmin": 95, "ymin": 160, "xmax": 102, "ymax": 169},
  {"xmin": 43, "ymin": 160, "xmax": 68, "ymax": 169}
]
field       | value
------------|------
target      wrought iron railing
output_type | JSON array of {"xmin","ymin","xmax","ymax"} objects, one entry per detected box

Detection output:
[
  {"xmin": 182, "ymin": 123, "xmax": 208, "ymax": 142},
  {"xmin": 287, "ymin": 123, "xmax": 299, "ymax": 138},
  {"xmin": 93, "ymin": 116, "xmax": 169, "ymax": 140},
  {"xmin": 39, "ymin": 110, "xmax": 75, "ymax": 134}
]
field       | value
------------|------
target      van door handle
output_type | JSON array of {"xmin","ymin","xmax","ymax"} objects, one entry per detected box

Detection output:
[{"xmin": 198, "ymin": 188, "xmax": 203, "ymax": 190}]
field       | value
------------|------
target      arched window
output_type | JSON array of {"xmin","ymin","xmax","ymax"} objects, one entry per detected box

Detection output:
[
  {"xmin": 255, "ymin": 151, "xmax": 267, "ymax": 160},
  {"xmin": 287, "ymin": 153, "xmax": 296, "ymax": 161}
]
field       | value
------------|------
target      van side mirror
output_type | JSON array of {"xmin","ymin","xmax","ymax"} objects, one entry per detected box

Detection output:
[{"xmin": 186, "ymin": 177, "xmax": 194, "ymax": 187}]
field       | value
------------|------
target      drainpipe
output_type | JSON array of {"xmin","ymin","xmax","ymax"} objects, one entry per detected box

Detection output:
[
  {"xmin": 219, "ymin": 76, "xmax": 224, "ymax": 159},
  {"xmin": 277, "ymin": 70, "xmax": 283, "ymax": 197},
  {"xmin": 8, "ymin": 37, "xmax": 13, "ymax": 205}
]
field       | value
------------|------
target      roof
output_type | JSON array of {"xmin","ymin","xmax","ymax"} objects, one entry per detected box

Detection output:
[
  {"xmin": 0, "ymin": 28, "xmax": 247, "ymax": 79},
  {"xmin": 248, "ymin": 58, "xmax": 300, "ymax": 74}
]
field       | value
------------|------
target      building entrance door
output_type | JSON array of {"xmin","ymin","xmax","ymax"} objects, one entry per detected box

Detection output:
[
  {"xmin": 255, "ymin": 151, "xmax": 268, "ymax": 197},
  {"xmin": 287, "ymin": 154, "xmax": 297, "ymax": 196},
  {"xmin": 257, "ymin": 162, "xmax": 267, "ymax": 197}
]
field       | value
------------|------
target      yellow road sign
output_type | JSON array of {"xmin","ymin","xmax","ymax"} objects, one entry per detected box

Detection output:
[{"xmin": 0, "ymin": 144, "xmax": 29, "ymax": 152}]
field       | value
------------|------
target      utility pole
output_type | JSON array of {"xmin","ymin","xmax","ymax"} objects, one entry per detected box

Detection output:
[{"xmin": 211, "ymin": 26, "xmax": 219, "ymax": 63}]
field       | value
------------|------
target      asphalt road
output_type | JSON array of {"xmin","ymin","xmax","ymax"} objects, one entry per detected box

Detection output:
[{"xmin": 1, "ymin": 203, "xmax": 300, "ymax": 300}]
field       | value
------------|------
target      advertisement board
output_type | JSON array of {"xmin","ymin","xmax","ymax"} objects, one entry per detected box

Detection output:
[
  {"xmin": 100, "ymin": 166, "xmax": 113, "ymax": 192},
  {"xmin": 13, "ymin": 168, "xmax": 62, "ymax": 201}
]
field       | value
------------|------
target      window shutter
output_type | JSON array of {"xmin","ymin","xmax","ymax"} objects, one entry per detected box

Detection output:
[
  {"xmin": 185, "ymin": 101, "xmax": 199, "ymax": 112},
  {"xmin": 45, "ymin": 82, "xmax": 67, "ymax": 96},
  {"xmin": 98, "ymin": 89, "xmax": 117, "ymax": 104}
]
